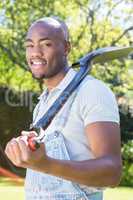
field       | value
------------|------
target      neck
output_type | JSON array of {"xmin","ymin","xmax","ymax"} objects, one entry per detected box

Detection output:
[{"xmin": 43, "ymin": 67, "xmax": 69, "ymax": 92}]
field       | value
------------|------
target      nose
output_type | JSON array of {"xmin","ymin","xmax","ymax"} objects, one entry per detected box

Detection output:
[{"xmin": 31, "ymin": 45, "xmax": 43, "ymax": 57}]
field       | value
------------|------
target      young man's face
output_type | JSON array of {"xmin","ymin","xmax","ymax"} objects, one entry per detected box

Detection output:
[{"xmin": 25, "ymin": 22, "xmax": 69, "ymax": 79}]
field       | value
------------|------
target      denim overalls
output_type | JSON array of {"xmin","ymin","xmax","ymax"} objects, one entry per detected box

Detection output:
[{"xmin": 25, "ymin": 90, "xmax": 103, "ymax": 200}]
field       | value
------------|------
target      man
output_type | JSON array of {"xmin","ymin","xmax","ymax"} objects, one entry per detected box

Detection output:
[{"xmin": 5, "ymin": 17, "xmax": 122, "ymax": 200}]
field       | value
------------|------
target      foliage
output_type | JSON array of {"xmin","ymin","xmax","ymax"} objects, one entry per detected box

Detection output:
[
  {"xmin": 121, "ymin": 141, "xmax": 133, "ymax": 186},
  {"xmin": 119, "ymin": 104, "xmax": 133, "ymax": 143},
  {"xmin": 0, "ymin": 0, "xmax": 132, "ymax": 93}
]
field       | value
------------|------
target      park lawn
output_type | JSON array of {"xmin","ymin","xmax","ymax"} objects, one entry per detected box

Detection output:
[
  {"xmin": 0, "ymin": 186, "xmax": 24, "ymax": 200},
  {"xmin": 0, "ymin": 177, "xmax": 24, "ymax": 200},
  {"xmin": 104, "ymin": 187, "xmax": 133, "ymax": 200},
  {"xmin": 0, "ymin": 177, "xmax": 133, "ymax": 200}
]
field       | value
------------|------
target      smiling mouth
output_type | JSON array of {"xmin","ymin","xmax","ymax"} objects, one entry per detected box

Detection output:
[{"xmin": 30, "ymin": 59, "xmax": 47, "ymax": 67}]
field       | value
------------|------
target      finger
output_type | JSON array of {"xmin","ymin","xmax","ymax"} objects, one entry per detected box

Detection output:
[
  {"xmin": 18, "ymin": 138, "xmax": 31, "ymax": 162},
  {"xmin": 21, "ymin": 130, "xmax": 37, "ymax": 137},
  {"xmin": 5, "ymin": 142, "xmax": 12, "ymax": 159},
  {"xmin": 7, "ymin": 139, "xmax": 23, "ymax": 166},
  {"xmin": 5, "ymin": 141, "xmax": 17, "ymax": 165},
  {"xmin": 16, "ymin": 135, "xmax": 28, "ymax": 145},
  {"xmin": 10, "ymin": 140, "xmax": 22, "ymax": 165}
]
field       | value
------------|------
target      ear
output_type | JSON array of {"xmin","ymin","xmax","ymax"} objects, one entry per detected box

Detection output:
[{"xmin": 64, "ymin": 41, "xmax": 71, "ymax": 56}]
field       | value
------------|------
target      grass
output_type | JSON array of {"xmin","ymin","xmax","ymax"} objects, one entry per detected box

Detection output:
[
  {"xmin": 104, "ymin": 187, "xmax": 133, "ymax": 200},
  {"xmin": 0, "ymin": 177, "xmax": 24, "ymax": 200},
  {"xmin": 0, "ymin": 186, "xmax": 24, "ymax": 200},
  {"xmin": 0, "ymin": 177, "xmax": 24, "ymax": 186},
  {"xmin": 0, "ymin": 177, "xmax": 133, "ymax": 200}
]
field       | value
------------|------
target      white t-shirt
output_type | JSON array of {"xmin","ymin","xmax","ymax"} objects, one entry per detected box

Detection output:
[{"xmin": 33, "ymin": 68, "xmax": 120, "ymax": 161}]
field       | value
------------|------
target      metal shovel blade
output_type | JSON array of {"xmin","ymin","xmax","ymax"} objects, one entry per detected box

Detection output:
[
  {"xmin": 93, "ymin": 46, "xmax": 133, "ymax": 64},
  {"xmin": 77, "ymin": 46, "xmax": 133, "ymax": 67}
]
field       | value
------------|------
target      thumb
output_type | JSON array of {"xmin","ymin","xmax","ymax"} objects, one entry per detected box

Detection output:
[{"xmin": 21, "ymin": 130, "xmax": 38, "ymax": 137}]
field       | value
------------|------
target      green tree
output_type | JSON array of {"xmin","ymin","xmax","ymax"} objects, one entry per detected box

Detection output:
[{"xmin": 0, "ymin": 0, "xmax": 132, "ymax": 92}]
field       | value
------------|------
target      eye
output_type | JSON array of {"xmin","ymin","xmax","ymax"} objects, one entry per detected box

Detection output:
[
  {"xmin": 45, "ymin": 43, "xmax": 52, "ymax": 47},
  {"xmin": 40, "ymin": 41, "xmax": 52, "ymax": 47},
  {"xmin": 25, "ymin": 43, "xmax": 33, "ymax": 48}
]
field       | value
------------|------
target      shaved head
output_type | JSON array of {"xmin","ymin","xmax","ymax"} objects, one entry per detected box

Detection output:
[{"xmin": 29, "ymin": 17, "xmax": 69, "ymax": 42}]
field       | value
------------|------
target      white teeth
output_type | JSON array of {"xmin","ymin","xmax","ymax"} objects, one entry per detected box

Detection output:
[
  {"xmin": 32, "ymin": 60, "xmax": 46, "ymax": 65},
  {"xmin": 33, "ymin": 61, "xmax": 43, "ymax": 65}
]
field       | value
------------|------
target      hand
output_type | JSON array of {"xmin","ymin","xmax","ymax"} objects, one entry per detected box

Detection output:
[
  {"xmin": 21, "ymin": 130, "xmax": 40, "ymax": 151},
  {"xmin": 4, "ymin": 131, "xmax": 48, "ymax": 170}
]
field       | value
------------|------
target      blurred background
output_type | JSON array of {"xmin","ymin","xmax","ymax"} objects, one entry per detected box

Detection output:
[{"xmin": 0, "ymin": 0, "xmax": 133, "ymax": 199}]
